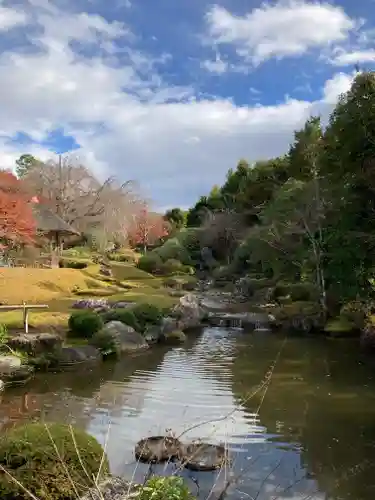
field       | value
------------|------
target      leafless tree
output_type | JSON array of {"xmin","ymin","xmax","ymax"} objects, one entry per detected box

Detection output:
[
  {"xmin": 200, "ymin": 209, "xmax": 246, "ymax": 264},
  {"xmin": 22, "ymin": 155, "xmax": 145, "ymax": 244}
]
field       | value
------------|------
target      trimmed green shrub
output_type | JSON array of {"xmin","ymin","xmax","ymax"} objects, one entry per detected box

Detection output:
[
  {"xmin": 132, "ymin": 303, "xmax": 163, "ymax": 332},
  {"xmin": 59, "ymin": 259, "xmax": 88, "ymax": 269},
  {"xmin": 153, "ymin": 237, "xmax": 193, "ymax": 265},
  {"xmin": 101, "ymin": 309, "xmax": 140, "ymax": 330},
  {"xmin": 68, "ymin": 310, "xmax": 104, "ymax": 339},
  {"xmin": 137, "ymin": 253, "xmax": 163, "ymax": 274},
  {"xmin": 106, "ymin": 252, "xmax": 136, "ymax": 263},
  {"xmin": 90, "ymin": 329, "xmax": 119, "ymax": 357},
  {"xmin": 0, "ymin": 423, "xmax": 109, "ymax": 499},
  {"xmin": 138, "ymin": 476, "xmax": 195, "ymax": 500}
]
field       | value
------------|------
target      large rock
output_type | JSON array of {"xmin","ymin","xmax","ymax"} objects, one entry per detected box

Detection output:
[
  {"xmin": 8, "ymin": 332, "xmax": 62, "ymax": 356},
  {"xmin": 0, "ymin": 355, "xmax": 34, "ymax": 387},
  {"xmin": 98, "ymin": 321, "xmax": 149, "ymax": 353},
  {"xmin": 80, "ymin": 477, "xmax": 139, "ymax": 500},
  {"xmin": 172, "ymin": 293, "xmax": 206, "ymax": 330}
]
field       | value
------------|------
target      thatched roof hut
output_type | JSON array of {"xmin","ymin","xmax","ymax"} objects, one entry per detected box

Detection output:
[{"xmin": 31, "ymin": 202, "xmax": 80, "ymax": 244}]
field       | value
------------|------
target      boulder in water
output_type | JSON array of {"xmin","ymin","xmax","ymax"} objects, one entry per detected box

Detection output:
[
  {"xmin": 98, "ymin": 321, "xmax": 149, "ymax": 353},
  {"xmin": 0, "ymin": 355, "xmax": 34, "ymax": 387},
  {"xmin": 180, "ymin": 442, "xmax": 230, "ymax": 471},
  {"xmin": 172, "ymin": 293, "xmax": 206, "ymax": 330},
  {"xmin": 135, "ymin": 436, "xmax": 181, "ymax": 463}
]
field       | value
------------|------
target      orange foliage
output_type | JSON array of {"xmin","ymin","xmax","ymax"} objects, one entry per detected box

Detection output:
[{"xmin": 0, "ymin": 170, "xmax": 36, "ymax": 247}]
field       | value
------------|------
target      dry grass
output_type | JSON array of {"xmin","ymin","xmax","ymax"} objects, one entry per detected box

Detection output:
[
  {"xmin": 0, "ymin": 268, "xmax": 93, "ymax": 303},
  {"xmin": 0, "ymin": 262, "xmax": 179, "ymax": 330}
]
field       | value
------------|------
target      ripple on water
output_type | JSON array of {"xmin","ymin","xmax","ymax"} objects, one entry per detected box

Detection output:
[{"xmin": 0, "ymin": 327, "xmax": 327, "ymax": 499}]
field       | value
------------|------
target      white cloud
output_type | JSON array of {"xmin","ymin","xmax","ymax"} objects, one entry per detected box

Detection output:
[
  {"xmin": 321, "ymin": 71, "xmax": 355, "ymax": 103},
  {"xmin": 0, "ymin": 6, "xmax": 27, "ymax": 31},
  {"xmin": 0, "ymin": 1, "xmax": 358, "ymax": 208},
  {"xmin": 330, "ymin": 49, "xmax": 375, "ymax": 66},
  {"xmin": 205, "ymin": 1, "xmax": 358, "ymax": 65},
  {"xmin": 201, "ymin": 57, "xmax": 228, "ymax": 74}
]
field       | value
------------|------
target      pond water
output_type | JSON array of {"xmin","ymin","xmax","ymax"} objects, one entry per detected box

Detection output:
[{"xmin": 1, "ymin": 327, "xmax": 375, "ymax": 499}]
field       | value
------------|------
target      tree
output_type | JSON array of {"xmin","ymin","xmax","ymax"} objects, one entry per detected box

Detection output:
[
  {"xmin": 15, "ymin": 154, "xmax": 40, "ymax": 179},
  {"xmin": 258, "ymin": 178, "xmax": 329, "ymax": 313},
  {"xmin": 128, "ymin": 205, "xmax": 170, "ymax": 252},
  {"xmin": 20, "ymin": 154, "xmax": 142, "ymax": 240},
  {"xmin": 320, "ymin": 71, "xmax": 375, "ymax": 299},
  {"xmin": 199, "ymin": 209, "xmax": 246, "ymax": 264},
  {"xmin": 0, "ymin": 170, "xmax": 36, "ymax": 251},
  {"xmin": 164, "ymin": 208, "xmax": 186, "ymax": 230}
]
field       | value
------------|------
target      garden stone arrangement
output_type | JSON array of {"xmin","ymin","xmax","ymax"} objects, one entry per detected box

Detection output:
[{"xmin": 0, "ymin": 293, "xmax": 208, "ymax": 390}]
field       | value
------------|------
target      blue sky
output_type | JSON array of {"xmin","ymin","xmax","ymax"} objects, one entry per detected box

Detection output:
[{"xmin": 0, "ymin": 0, "xmax": 374, "ymax": 210}]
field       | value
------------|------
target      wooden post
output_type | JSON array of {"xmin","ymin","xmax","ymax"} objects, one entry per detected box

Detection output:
[{"xmin": 23, "ymin": 302, "xmax": 29, "ymax": 334}]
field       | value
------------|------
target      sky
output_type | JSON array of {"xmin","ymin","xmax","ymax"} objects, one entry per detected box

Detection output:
[{"xmin": 0, "ymin": 0, "xmax": 374, "ymax": 211}]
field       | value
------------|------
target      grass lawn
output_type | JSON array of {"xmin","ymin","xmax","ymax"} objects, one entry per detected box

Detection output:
[{"xmin": 0, "ymin": 261, "xmax": 179, "ymax": 332}]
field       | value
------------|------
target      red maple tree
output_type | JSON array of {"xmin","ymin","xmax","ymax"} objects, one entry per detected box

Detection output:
[
  {"xmin": 128, "ymin": 205, "xmax": 169, "ymax": 251},
  {"xmin": 0, "ymin": 170, "xmax": 36, "ymax": 251}
]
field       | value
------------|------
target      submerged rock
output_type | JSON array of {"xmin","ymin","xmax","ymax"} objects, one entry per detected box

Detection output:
[
  {"xmin": 98, "ymin": 321, "xmax": 149, "ymax": 353},
  {"xmin": 163, "ymin": 330, "xmax": 186, "ymax": 344},
  {"xmin": 180, "ymin": 442, "xmax": 230, "ymax": 471},
  {"xmin": 57, "ymin": 346, "xmax": 101, "ymax": 368}
]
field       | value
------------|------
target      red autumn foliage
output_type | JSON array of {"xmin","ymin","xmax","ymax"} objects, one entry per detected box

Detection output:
[
  {"xmin": 128, "ymin": 206, "xmax": 170, "ymax": 249},
  {"xmin": 0, "ymin": 170, "xmax": 36, "ymax": 248}
]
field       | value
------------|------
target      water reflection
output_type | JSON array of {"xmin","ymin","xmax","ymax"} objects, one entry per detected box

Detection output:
[{"xmin": 2, "ymin": 329, "xmax": 375, "ymax": 498}]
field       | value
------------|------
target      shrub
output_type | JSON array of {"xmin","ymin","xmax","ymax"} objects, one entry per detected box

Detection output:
[
  {"xmin": 137, "ymin": 253, "xmax": 163, "ymax": 274},
  {"xmin": 68, "ymin": 310, "xmax": 104, "ymax": 339},
  {"xmin": 324, "ymin": 317, "xmax": 357, "ymax": 336},
  {"xmin": 132, "ymin": 303, "xmax": 163, "ymax": 332},
  {"xmin": 163, "ymin": 258, "xmax": 184, "ymax": 274},
  {"xmin": 272, "ymin": 282, "xmax": 319, "ymax": 302},
  {"xmin": 90, "ymin": 329, "xmax": 119, "ymax": 357},
  {"xmin": 154, "ymin": 237, "xmax": 192, "ymax": 265},
  {"xmin": 106, "ymin": 252, "xmax": 136, "ymax": 263},
  {"xmin": 340, "ymin": 301, "xmax": 367, "ymax": 330},
  {"xmin": 102, "ymin": 309, "xmax": 140, "ymax": 330},
  {"xmin": 138, "ymin": 476, "xmax": 194, "ymax": 500},
  {"xmin": 59, "ymin": 259, "xmax": 88, "ymax": 269},
  {"xmin": 272, "ymin": 301, "xmax": 323, "ymax": 333},
  {"xmin": 0, "ymin": 423, "xmax": 109, "ymax": 499}
]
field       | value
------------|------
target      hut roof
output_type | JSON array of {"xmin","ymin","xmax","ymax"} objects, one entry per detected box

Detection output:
[{"xmin": 32, "ymin": 203, "xmax": 80, "ymax": 236}]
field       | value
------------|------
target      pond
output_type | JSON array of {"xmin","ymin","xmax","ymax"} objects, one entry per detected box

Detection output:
[{"xmin": 1, "ymin": 327, "xmax": 375, "ymax": 499}]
